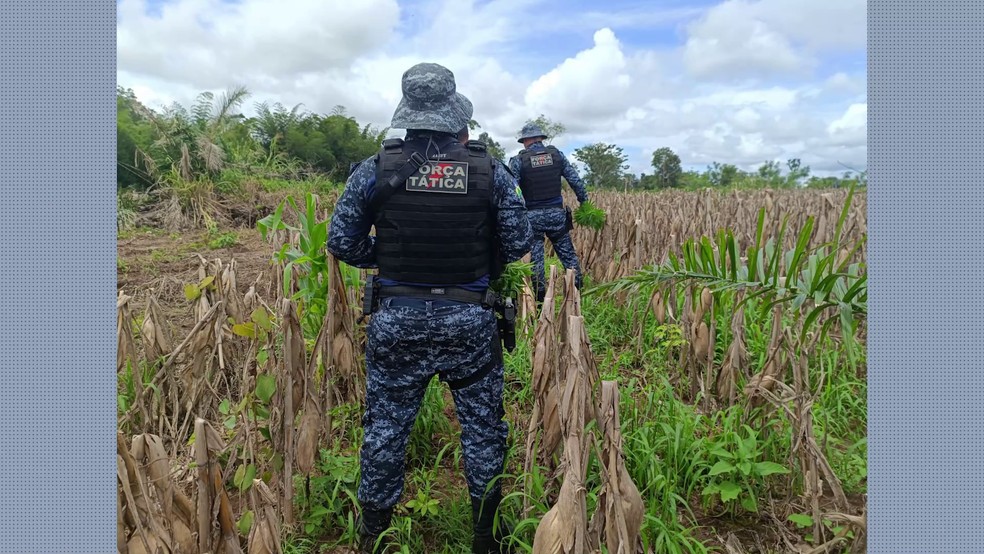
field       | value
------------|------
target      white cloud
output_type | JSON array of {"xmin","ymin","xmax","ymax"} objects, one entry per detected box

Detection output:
[
  {"xmin": 117, "ymin": 0, "xmax": 399, "ymax": 88},
  {"xmin": 524, "ymin": 29, "xmax": 635, "ymax": 128},
  {"xmin": 684, "ymin": 12, "xmax": 806, "ymax": 79},
  {"xmin": 117, "ymin": 0, "xmax": 867, "ymax": 177},
  {"xmin": 682, "ymin": 0, "xmax": 866, "ymax": 81}
]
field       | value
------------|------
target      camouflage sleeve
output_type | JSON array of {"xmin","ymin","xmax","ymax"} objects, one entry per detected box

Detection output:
[
  {"xmin": 507, "ymin": 155, "xmax": 521, "ymax": 179},
  {"xmin": 326, "ymin": 156, "xmax": 378, "ymax": 268},
  {"xmin": 558, "ymin": 149, "xmax": 589, "ymax": 204},
  {"xmin": 491, "ymin": 160, "xmax": 532, "ymax": 263}
]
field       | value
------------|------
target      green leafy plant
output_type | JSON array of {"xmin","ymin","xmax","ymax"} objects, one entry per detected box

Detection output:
[
  {"xmin": 701, "ymin": 425, "xmax": 789, "ymax": 514},
  {"xmin": 300, "ymin": 452, "xmax": 360, "ymax": 539},
  {"xmin": 405, "ymin": 489, "xmax": 440, "ymax": 518},
  {"xmin": 574, "ymin": 200, "xmax": 607, "ymax": 230},
  {"xmin": 257, "ymin": 192, "xmax": 331, "ymax": 338},
  {"xmin": 491, "ymin": 261, "xmax": 533, "ymax": 298}
]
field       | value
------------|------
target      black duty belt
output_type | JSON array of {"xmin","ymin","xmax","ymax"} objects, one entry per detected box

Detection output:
[{"xmin": 378, "ymin": 285, "xmax": 492, "ymax": 306}]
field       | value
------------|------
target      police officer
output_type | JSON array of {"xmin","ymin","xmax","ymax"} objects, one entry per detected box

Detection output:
[
  {"xmin": 508, "ymin": 124, "xmax": 589, "ymax": 302},
  {"xmin": 326, "ymin": 62, "xmax": 532, "ymax": 554}
]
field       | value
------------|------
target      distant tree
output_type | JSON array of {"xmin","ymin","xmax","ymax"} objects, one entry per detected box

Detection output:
[
  {"xmin": 477, "ymin": 131, "xmax": 506, "ymax": 161},
  {"xmin": 116, "ymin": 87, "xmax": 157, "ymax": 187},
  {"xmin": 707, "ymin": 162, "xmax": 741, "ymax": 187},
  {"xmin": 650, "ymin": 147, "xmax": 683, "ymax": 188},
  {"xmin": 785, "ymin": 158, "xmax": 810, "ymax": 186},
  {"xmin": 250, "ymin": 101, "xmax": 306, "ymax": 151},
  {"xmin": 520, "ymin": 114, "xmax": 566, "ymax": 143},
  {"xmin": 572, "ymin": 143, "xmax": 629, "ymax": 189}
]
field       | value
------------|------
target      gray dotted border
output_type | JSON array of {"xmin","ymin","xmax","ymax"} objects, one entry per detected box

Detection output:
[
  {"xmin": 0, "ymin": 0, "xmax": 116, "ymax": 552},
  {"xmin": 1, "ymin": 0, "xmax": 983, "ymax": 552},
  {"xmin": 869, "ymin": 1, "xmax": 984, "ymax": 552}
]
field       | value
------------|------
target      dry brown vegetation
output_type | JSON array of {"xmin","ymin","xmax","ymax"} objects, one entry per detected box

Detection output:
[{"xmin": 117, "ymin": 186, "xmax": 867, "ymax": 554}]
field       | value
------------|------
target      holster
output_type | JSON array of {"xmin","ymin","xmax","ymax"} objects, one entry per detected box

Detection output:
[
  {"xmin": 495, "ymin": 296, "xmax": 516, "ymax": 353},
  {"xmin": 360, "ymin": 274, "xmax": 380, "ymax": 322},
  {"xmin": 565, "ymin": 206, "xmax": 574, "ymax": 231}
]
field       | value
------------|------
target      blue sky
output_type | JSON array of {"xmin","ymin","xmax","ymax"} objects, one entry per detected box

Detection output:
[{"xmin": 116, "ymin": 0, "xmax": 867, "ymax": 176}]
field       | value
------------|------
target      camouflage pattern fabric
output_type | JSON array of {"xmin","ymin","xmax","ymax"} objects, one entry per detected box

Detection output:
[
  {"xmin": 528, "ymin": 206, "xmax": 583, "ymax": 297},
  {"xmin": 358, "ymin": 296, "xmax": 507, "ymax": 511}
]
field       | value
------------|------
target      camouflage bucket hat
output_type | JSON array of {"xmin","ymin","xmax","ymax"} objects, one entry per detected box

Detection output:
[
  {"xmin": 390, "ymin": 63, "xmax": 471, "ymax": 135},
  {"xmin": 517, "ymin": 122, "xmax": 548, "ymax": 143}
]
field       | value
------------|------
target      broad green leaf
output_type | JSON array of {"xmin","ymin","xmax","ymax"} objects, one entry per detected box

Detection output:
[
  {"xmin": 709, "ymin": 447, "xmax": 734, "ymax": 459},
  {"xmin": 251, "ymin": 308, "xmax": 272, "ymax": 331},
  {"xmin": 237, "ymin": 510, "xmax": 254, "ymax": 536},
  {"xmin": 788, "ymin": 513, "xmax": 814, "ymax": 528},
  {"xmin": 709, "ymin": 461, "xmax": 736, "ymax": 476},
  {"xmin": 741, "ymin": 494, "xmax": 758, "ymax": 513},
  {"xmin": 232, "ymin": 322, "xmax": 256, "ymax": 339},
  {"xmin": 718, "ymin": 481, "xmax": 741, "ymax": 502},
  {"xmin": 239, "ymin": 464, "xmax": 256, "ymax": 492},
  {"xmin": 754, "ymin": 462, "xmax": 791, "ymax": 476},
  {"xmin": 184, "ymin": 284, "xmax": 201, "ymax": 301},
  {"xmin": 218, "ymin": 399, "xmax": 230, "ymax": 415},
  {"xmin": 255, "ymin": 374, "xmax": 277, "ymax": 404},
  {"xmin": 199, "ymin": 275, "xmax": 215, "ymax": 289}
]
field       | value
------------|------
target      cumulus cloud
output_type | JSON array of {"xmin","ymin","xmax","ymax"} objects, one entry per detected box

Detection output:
[
  {"xmin": 525, "ymin": 29, "xmax": 633, "ymax": 124},
  {"xmin": 117, "ymin": 0, "xmax": 400, "ymax": 88},
  {"xmin": 117, "ymin": 0, "xmax": 867, "ymax": 177},
  {"xmin": 682, "ymin": 0, "xmax": 866, "ymax": 81}
]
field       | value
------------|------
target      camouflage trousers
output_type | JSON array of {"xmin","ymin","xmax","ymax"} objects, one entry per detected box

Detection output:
[
  {"xmin": 358, "ymin": 296, "xmax": 508, "ymax": 512},
  {"xmin": 528, "ymin": 206, "xmax": 583, "ymax": 299}
]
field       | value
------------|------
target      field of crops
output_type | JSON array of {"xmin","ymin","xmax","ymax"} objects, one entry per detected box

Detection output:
[{"xmin": 116, "ymin": 185, "xmax": 867, "ymax": 554}]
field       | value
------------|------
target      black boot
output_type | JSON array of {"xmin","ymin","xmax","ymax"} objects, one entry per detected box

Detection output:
[
  {"xmin": 471, "ymin": 490, "xmax": 512, "ymax": 554},
  {"xmin": 357, "ymin": 506, "xmax": 393, "ymax": 554}
]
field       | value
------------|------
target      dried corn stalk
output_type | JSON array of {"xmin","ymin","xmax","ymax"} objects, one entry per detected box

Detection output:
[
  {"xmin": 247, "ymin": 480, "xmax": 284, "ymax": 554},
  {"xmin": 588, "ymin": 381, "xmax": 644, "ymax": 554},
  {"xmin": 194, "ymin": 418, "xmax": 244, "ymax": 554},
  {"xmin": 716, "ymin": 290, "xmax": 748, "ymax": 407},
  {"xmin": 118, "ymin": 291, "xmax": 138, "ymax": 372},
  {"xmin": 141, "ymin": 294, "xmax": 172, "ymax": 366},
  {"xmin": 326, "ymin": 254, "xmax": 362, "ymax": 404},
  {"xmin": 532, "ymin": 315, "xmax": 592, "ymax": 554},
  {"xmin": 524, "ymin": 266, "xmax": 563, "ymax": 514},
  {"xmin": 277, "ymin": 298, "xmax": 306, "ymax": 524}
]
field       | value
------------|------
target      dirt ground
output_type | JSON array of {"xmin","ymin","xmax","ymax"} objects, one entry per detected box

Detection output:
[{"xmin": 118, "ymin": 223, "xmax": 279, "ymax": 334}]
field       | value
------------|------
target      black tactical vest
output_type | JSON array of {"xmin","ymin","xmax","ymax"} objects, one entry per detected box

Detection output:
[
  {"xmin": 373, "ymin": 138, "xmax": 495, "ymax": 285},
  {"xmin": 518, "ymin": 146, "xmax": 563, "ymax": 202}
]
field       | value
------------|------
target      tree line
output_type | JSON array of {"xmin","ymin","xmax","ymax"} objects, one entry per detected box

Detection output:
[{"xmin": 117, "ymin": 86, "xmax": 865, "ymax": 192}]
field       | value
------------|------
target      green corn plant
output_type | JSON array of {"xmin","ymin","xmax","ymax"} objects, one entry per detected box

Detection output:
[
  {"xmin": 257, "ymin": 192, "xmax": 333, "ymax": 339},
  {"xmin": 589, "ymin": 184, "xmax": 866, "ymax": 364}
]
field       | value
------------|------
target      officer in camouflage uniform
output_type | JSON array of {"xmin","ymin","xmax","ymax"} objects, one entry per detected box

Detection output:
[
  {"xmin": 508, "ymin": 124, "xmax": 589, "ymax": 302},
  {"xmin": 327, "ymin": 62, "xmax": 532, "ymax": 554}
]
